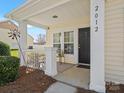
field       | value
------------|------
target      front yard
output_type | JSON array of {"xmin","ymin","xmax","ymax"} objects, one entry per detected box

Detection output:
[
  {"xmin": 0, "ymin": 66, "xmax": 124, "ymax": 93},
  {"xmin": 11, "ymin": 49, "xmax": 19, "ymax": 58}
]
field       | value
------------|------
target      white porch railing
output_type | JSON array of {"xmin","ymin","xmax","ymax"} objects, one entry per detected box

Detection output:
[
  {"xmin": 22, "ymin": 47, "xmax": 58, "ymax": 76},
  {"xmin": 23, "ymin": 49, "xmax": 46, "ymax": 70}
]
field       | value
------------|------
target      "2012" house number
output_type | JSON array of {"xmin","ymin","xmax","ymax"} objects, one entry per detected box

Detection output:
[{"xmin": 94, "ymin": 5, "xmax": 99, "ymax": 32}]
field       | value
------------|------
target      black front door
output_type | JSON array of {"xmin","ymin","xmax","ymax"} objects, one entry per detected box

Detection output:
[{"xmin": 78, "ymin": 27, "xmax": 90, "ymax": 64}]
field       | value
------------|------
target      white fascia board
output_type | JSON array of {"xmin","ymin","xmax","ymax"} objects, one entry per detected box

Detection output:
[
  {"xmin": 5, "ymin": 0, "xmax": 40, "ymax": 19},
  {"xmin": 6, "ymin": 0, "xmax": 71, "ymax": 20}
]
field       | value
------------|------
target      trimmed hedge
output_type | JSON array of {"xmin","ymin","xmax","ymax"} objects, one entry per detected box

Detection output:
[
  {"xmin": 0, "ymin": 56, "xmax": 20, "ymax": 86},
  {"xmin": 0, "ymin": 41, "xmax": 10, "ymax": 56}
]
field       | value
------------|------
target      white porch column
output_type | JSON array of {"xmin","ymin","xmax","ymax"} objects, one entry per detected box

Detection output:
[
  {"xmin": 90, "ymin": 0, "xmax": 105, "ymax": 93},
  {"xmin": 19, "ymin": 21, "xmax": 27, "ymax": 66},
  {"xmin": 45, "ymin": 47, "xmax": 57, "ymax": 76}
]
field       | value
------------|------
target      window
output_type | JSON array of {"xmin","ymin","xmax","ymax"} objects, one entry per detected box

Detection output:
[
  {"xmin": 28, "ymin": 46, "xmax": 33, "ymax": 49},
  {"xmin": 53, "ymin": 33, "xmax": 61, "ymax": 52},
  {"xmin": 64, "ymin": 31, "xmax": 74, "ymax": 54}
]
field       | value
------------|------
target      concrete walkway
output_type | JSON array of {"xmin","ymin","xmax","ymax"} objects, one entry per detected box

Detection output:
[{"xmin": 45, "ymin": 82, "xmax": 77, "ymax": 93}]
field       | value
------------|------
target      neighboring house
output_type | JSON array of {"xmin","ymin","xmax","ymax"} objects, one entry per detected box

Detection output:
[
  {"xmin": 6, "ymin": 0, "xmax": 124, "ymax": 92},
  {"xmin": 0, "ymin": 28, "xmax": 34, "ymax": 49}
]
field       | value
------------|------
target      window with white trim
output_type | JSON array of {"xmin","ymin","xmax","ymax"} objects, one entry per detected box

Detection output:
[
  {"xmin": 53, "ymin": 33, "xmax": 61, "ymax": 52},
  {"xmin": 64, "ymin": 31, "xmax": 74, "ymax": 54}
]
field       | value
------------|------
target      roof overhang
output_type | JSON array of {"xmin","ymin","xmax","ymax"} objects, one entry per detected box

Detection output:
[
  {"xmin": 6, "ymin": 0, "xmax": 90, "ymax": 29},
  {"xmin": 0, "ymin": 20, "xmax": 18, "ymax": 31}
]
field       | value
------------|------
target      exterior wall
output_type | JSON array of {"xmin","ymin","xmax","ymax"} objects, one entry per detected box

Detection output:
[
  {"xmin": 0, "ymin": 28, "xmax": 34, "ymax": 49},
  {"xmin": 46, "ymin": 17, "xmax": 90, "ymax": 64},
  {"xmin": 105, "ymin": 0, "xmax": 124, "ymax": 83}
]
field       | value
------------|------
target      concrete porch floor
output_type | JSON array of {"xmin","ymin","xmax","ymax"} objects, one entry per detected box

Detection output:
[
  {"xmin": 54, "ymin": 64, "xmax": 90, "ymax": 89},
  {"xmin": 57, "ymin": 62, "xmax": 75, "ymax": 73}
]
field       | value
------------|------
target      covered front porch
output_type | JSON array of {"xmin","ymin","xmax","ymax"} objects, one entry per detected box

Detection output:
[{"xmin": 6, "ymin": 0, "xmax": 105, "ymax": 92}]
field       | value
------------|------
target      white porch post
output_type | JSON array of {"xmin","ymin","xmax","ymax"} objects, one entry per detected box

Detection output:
[
  {"xmin": 45, "ymin": 47, "xmax": 57, "ymax": 76},
  {"xmin": 19, "ymin": 21, "xmax": 27, "ymax": 66},
  {"xmin": 90, "ymin": 0, "xmax": 105, "ymax": 93}
]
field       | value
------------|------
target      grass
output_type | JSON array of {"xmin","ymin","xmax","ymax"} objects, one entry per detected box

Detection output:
[{"xmin": 11, "ymin": 49, "xmax": 19, "ymax": 58}]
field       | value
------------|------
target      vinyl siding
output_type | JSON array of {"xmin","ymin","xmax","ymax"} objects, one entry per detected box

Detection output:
[{"xmin": 105, "ymin": 0, "xmax": 124, "ymax": 83}]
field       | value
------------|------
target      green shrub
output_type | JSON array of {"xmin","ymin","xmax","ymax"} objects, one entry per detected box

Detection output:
[
  {"xmin": 0, "ymin": 41, "xmax": 10, "ymax": 56},
  {"xmin": 0, "ymin": 56, "xmax": 20, "ymax": 86}
]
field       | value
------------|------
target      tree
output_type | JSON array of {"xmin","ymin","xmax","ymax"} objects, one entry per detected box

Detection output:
[{"xmin": 36, "ymin": 34, "xmax": 46, "ymax": 45}]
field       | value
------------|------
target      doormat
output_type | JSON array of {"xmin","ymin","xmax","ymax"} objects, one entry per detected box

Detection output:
[{"xmin": 77, "ymin": 65, "xmax": 90, "ymax": 69}]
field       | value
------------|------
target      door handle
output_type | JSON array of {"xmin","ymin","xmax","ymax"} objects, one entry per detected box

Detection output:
[{"xmin": 78, "ymin": 44, "xmax": 80, "ymax": 48}]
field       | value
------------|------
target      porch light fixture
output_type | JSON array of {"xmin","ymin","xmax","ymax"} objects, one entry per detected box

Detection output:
[{"xmin": 52, "ymin": 15, "xmax": 58, "ymax": 18}]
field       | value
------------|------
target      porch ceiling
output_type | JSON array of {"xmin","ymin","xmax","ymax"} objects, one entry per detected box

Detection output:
[{"xmin": 6, "ymin": 0, "xmax": 90, "ymax": 27}]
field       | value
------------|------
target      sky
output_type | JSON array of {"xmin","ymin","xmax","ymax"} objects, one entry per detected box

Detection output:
[{"xmin": 0, "ymin": 0, "xmax": 46, "ymax": 42}]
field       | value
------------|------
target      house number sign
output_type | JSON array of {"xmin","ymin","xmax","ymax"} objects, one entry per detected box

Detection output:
[{"xmin": 94, "ymin": 5, "xmax": 99, "ymax": 32}]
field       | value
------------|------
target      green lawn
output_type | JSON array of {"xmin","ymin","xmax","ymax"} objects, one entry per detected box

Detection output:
[{"xmin": 11, "ymin": 49, "xmax": 19, "ymax": 58}]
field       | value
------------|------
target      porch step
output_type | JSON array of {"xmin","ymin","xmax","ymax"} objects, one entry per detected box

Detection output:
[{"xmin": 77, "ymin": 65, "xmax": 90, "ymax": 69}]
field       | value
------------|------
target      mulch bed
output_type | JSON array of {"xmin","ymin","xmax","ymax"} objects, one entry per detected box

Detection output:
[
  {"xmin": 0, "ymin": 66, "xmax": 56, "ymax": 93},
  {"xmin": 77, "ymin": 84, "xmax": 124, "ymax": 93},
  {"xmin": 106, "ymin": 83, "xmax": 124, "ymax": 93}
]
